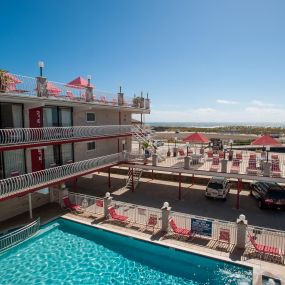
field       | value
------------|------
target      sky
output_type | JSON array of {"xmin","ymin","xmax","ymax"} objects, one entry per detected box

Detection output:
[{"xmin": 1, "ymin": 0, "xmax": 285, "ymax": 123}]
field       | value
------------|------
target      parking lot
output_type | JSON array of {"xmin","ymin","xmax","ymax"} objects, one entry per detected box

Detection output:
[{"xmin": 73, "ymin": 172, "xmax": 285, "ymax": 231}]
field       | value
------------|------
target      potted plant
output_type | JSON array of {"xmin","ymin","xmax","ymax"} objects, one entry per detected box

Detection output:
[{"xmin": 0, "ymin": 69, "xmax": 11, "ymax": 93}]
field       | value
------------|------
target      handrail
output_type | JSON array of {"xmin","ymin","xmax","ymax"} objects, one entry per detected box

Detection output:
[
  {"xmin": 0, "ymin": 218, "xmax": 40, "ymax": 252},
  {"xmin": 0, "ymin": 125, "xmax": 132, "ymax": 145},
  {"xmin": 0, "ymin": 153, "xmax": 121, "ymax": 199}
]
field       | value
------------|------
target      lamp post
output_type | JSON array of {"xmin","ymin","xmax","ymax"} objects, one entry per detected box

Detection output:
[
  {"xmin": 266, "ymin": 145, "xmax": 270, "ymax": 162},
  {"xmin": 174, "ymin": 137, "xmax": 177, "ymax": 148},
  {"xmin": 186, "ymin": 142, "xmax": 190, "ymax": 156},
  {"xmin": 87, "ymin": 75, "xmax": 92, "ymax": 87},
  {"xmin": 122, "ymin": 139, "xmax": 126, "ymax": 151},
  {"xmin": 38, "ymin": 61, "xmax": 44, "ymax": 77},
  {"xmin": 173, "ymin": 137, "xmax": 178, "ymax": 157}
]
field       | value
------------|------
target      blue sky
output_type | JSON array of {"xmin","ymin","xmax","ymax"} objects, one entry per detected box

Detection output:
[{"xmin": 1, "ymin": 0, "xmax": 285, "ymax": 122}]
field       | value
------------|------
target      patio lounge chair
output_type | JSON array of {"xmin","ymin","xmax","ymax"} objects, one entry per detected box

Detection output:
[
  {"xmin": 145, "ymin": 214, "xmax": 158, "ymax": 233},
  {"xmin": 271, "ymin": 154, "xmax": 279, "ymax": 160},
  {"xmin": 63, "ymin": 197, "xmax": 83, "ymax": 213},
  {"xmin": 247, "ymin": 160, "xmax": 258, "ymax": 175},
  {"xmin": 218, "ymin": 151, "xmax": 224, "ymax": 159},
  {"xmin": 108, "ymin": 206, "xmax": 129, "ymax": 223},
  {"xmin": 236, "ymin": 152, "xmax": 243, "ymax": 160},
  {"xmin": 210, "ymin": 157, "xmax": 219, "ymax": 172},
  {"xmin": 207, "ymin": 151, "xmax": 213, "ymax": 159},
  {"xmin": 178, "ymin": 149, "xmax": 185, "ymax": 157},
  {"xmin": 271, "ymin": 161, "xmax": 282, "ymax": 178},
  {"xmin": 230, "ymin": 159, "xmax": 240, "ymax": 174},
  {"xmin": 249, "ymin": 154, "xmax": 256, "ymax": 160},
  {"xmin": 168, "ymin": 217, "xmax": 194, "ymax": 239},
  {"xmin": 248, "ymin": 233, "xmax": 284, "ymax": 262}
]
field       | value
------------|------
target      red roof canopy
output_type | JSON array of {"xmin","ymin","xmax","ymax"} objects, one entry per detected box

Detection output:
[
  {"xmin": 6, "ymin": 73, "xmax": 22, "ymax": 84},
  {"xmin": 66, "ymin": 76, "xmax": 94, "ymax": 88},
  {"xmin": 183, "ymin": 132, "xmax": 209, "ymax": 144},
  {"xmin": 251, "ymin": 135, "xmax": 281, "ymax": 146}
]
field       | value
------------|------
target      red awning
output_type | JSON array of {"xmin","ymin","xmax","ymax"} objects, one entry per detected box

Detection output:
[
  {"xmin": 251, "ymin": 135, "xmax": 281, "ymax": 146},
  {"xmin": 183, "ymin": 132, "xmax": 209, "ymax": 144},
  {"xmin": 66, "ymin": 76, "xmax": 94, "ymax": 88}
]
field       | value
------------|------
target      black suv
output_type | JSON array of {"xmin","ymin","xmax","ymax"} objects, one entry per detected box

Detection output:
[{"xmin": 249, "ymin": 181, "xmax": 285, "ymax": 210}]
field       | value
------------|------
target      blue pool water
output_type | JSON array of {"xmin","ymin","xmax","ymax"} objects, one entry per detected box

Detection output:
[{"xmin": 0, "ymin": 219, "xmax": 252, "ymax": 284}]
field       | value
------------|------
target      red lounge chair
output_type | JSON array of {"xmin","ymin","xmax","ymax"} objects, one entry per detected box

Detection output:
[
  {"xmin": 218, "ymin": 151, "xmax": 224, "ymax": 159},
  {"xmin": 108, "ymin": 206, "xmax": 129, "ymax": 223},
  {"xmin": 178, "ymin": 149, "xmax": 185, "ymax": 156},
  {"xmin": 169, "ymin": 217, "xmax": 194, "ymax": 239},
  {"xmin": 63, "ymin": 197, "xmax": 82, "ymax": 212},
  {"xmin": 145, "ymin": 214, "xmax": 158, "ymax": 233},
  {"xmin": 271, "ymin": 154, "xmax": 279, "ymax": 160},
  {"xmin": 207, "ymin": 151, "xmax": 213, "ymax": 159},
  {"xmin": 230, "ymin": 159, "xmax": 240, "ymax": 174},
  {"xmin": 236, "ymin": 152, "xmax": 243, "ymax": 160},
  {"xmin": 248, "ymin": 234, "xmax": 284, "ymax": 261},
  {"xmin": 271, "ymin": 161, "xmax": 281, "ymax": 177},
  {"xmin": 249, "ymin": 154, "xmax": 256, "ymax": 160},
  {"xmin": 247, "ymin": 160, "xmax": 258, "ymax": 175},
  {"xmin": 210, "ymin": 157, "xmax": 219, "ymax": 172}
]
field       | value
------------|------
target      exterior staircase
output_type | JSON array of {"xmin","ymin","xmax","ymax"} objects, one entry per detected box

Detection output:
[{"xmin": 125, "ymin": 168, "xmax": 143, "ymax": 190}]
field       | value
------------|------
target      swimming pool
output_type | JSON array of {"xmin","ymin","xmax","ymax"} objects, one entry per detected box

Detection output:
[{"xmin": 0, "ymin": 218, "xmax": 252, "ymax": 284}]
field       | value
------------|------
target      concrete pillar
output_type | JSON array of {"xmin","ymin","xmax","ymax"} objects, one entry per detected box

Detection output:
[
  {"xmin": 28, "ymin": 193, "xmax": 33, "ymax": 219},
  {"xmin": 120, "ymin": 150, "xmax": 127, "ymax": 162},
  {"xmin": 152, "ymin": 153, "xmax": 158, "ymax": 166},
  {"xmin": 118, "ymin": 88, "xmax": 124, "ymax": 105},
  {"xmin": 161, "ymin": 202, "xmax": 172, "ymax": 233},
  {"xmin": 184, "ymin": 156, "xmax": 191, "ymax": 169},
  {"xmin": 173, "ymin": 147, "xmax": 178, "ymax": 157},
  {"xmin": 236, "ymin": 214, "xmax": 248, "ymax": 249},
  {"xmin": 145, "ymin": 98, "xmax": 150, "ymax": 109},
  {"xmin": 36, "ymin": 76, "xmax": 48, "ymax": 97},
  {"xmin": 262, "ymin": 161, "xmax": 271, "ymax": 177},
  {"xmin": 221, "ymin": 159, "xmax": 228, "ymax": 173},
  {"xmin": 85, "ymin": 86, "xmax": 94, "ymax": 102},
  {"xmin": 103, "ymin": 192, "xmax": 113, "ymax": 218},
  {"xmin": 140, "ymin": 97, "xmax": 145, "ymax": 108}
]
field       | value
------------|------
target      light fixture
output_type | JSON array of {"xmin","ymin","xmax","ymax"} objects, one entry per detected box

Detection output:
[
  {"xmin": 266, "ymin": 145, "xmax": 270, "ymax": 152},
  {"xmin": 38, "ymin": 61, "xmax": 44, "ymax": 77},
  {"xmin": 239, "ymin": 214, "xmax": 246, "ymax": 222},
  {"xmin": 105, "ymin": 192, "xmax": 110, "ymax": 198},
  {"xmin": 163, "ymin": 201, "xmax": 169, "ymax": 208}
]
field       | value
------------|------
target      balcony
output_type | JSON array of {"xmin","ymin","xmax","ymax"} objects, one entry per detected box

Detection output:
[
  {"xmin": 0, "ymin": 153, "xmax": 121, "ymax": 201},
  {"xmin": 0, "ymin": 73, "xmax": 150, "ymax": 111},
  {"xmin": 0, "ymin": 125, "xmax": 132, "ymax": 151}
]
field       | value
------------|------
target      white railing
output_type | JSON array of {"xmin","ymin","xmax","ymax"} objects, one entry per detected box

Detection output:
[
  {"xmin": 0, "ymin": 125, "xmax": 132, "ymax": 145},
  {"xmin": 0, "ymin": 218, "xmax": 40, "ymax": 252},
  {"xmin": 0, "ymin": 153, "xmax": 121, "ymax": 199},
  {"xmin": 68, "ymin": 192, "xmax": 104, "ymax": 216}
]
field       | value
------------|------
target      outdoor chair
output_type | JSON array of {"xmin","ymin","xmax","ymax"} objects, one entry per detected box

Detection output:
[
  {"xmin": 236, "ymin": 152, "xmax": 243, "ymax": 160},
  {"xmin": 247, "ymin": 160, "xmax": 258, "ymax": 175},
  {"xmin": 249, "ymin": 154, "xmax": 256, "ymax": 160},
  {"xmin": 271, "ymin": 154, "xmax": 279, "ymax": 161},
  {"xmin": 108, "ymin": 206, "xmax": 129, "ymax": 223},
  {"xmin": 207, "ymin": 151, "xmax": 213, "ymax": 160},
  {"xmin": 230, "ymin": 159, "xmax": 240, "ymax": 174},
  {"xmin": 218, "ymin": 151, "xmax": 224, "ymax": 159},
  {"xmin": 217, "ymin": 228, "xmax": 231, "ymax": 250},
  {"xmin": 210, "ymin": 157, "xmax": 219, "ymax": 172},
  {"xmin": 145, "ymin": 214, "xmax": 158, "ymax": 233},
  {"xmin": 169, "ymin": 217, "xmax": 194, "ymax": 239},
  {"xmin": 63, "ymin": 197, "xmax": 83, "ymax": 213},
  {"xmin": 178, "ymin": 149, "xmax": 185, "ymax": 157},
  {"xmin": 271, "ymin": 161, "xmax": 282, "ymax": 178}
]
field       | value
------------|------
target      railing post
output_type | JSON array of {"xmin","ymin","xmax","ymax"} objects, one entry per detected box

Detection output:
[
  {"xmin": 117, "ymin": 86, "xmax": 124, "ymax": 106},
  {"xmin": 236, "ymin": 214, "xmax": 248, "ymax": 249},
  {"xmin": 161, "ymin": 202, "xmax": 171, "ymax": 233},
  {"xmin": 103, "ymin": 192, "xmax": 113, "ymax": 218},
  {"xmin": 85, "ymin": 85, "xmax": 94, "ymax": 102},
  {"xmin": 36, "ymin": 76, "xmax": 48, "ymax": 97}
]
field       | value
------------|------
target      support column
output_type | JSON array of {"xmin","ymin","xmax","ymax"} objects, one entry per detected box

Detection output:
[
  {"xmin": 184, "ymin": 156, "xmax": 191, "ymax": 169},
  {"xmin": 178, "ymin": 173, "xmax": 182, "ymax": 200},
  {"xmin": 108, "ymin": 167, "xmax": 111, "ymax": 188},
  {"xmin": 28, "ymin": 193, "xmax": 33, "ymax": 219},
  {"xmin": 161, "ymin": 202, "xmax": 172, "ymax": 233},
  {"xmin": 236, "ymin": 214, "xmax": 248, "ymax": 249},
  {"xmin": 36, "ymin": 76, "xmax": 48, "ymax": 97},
  {"xmin": 152, "ymin": 153, "xmax": 158, "ymax": 166},
  {"xmin": 103, "ymin": 192, "xmax": 113, "ymax": 218},
  {"xmin": 236, "ymin": 179, "xmax": 242, "ymax": 210}
]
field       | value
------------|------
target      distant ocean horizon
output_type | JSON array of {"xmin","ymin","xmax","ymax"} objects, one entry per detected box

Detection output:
[{"xmin": 146, "ymin": 122, "xmax": 285, "ymax": 128}]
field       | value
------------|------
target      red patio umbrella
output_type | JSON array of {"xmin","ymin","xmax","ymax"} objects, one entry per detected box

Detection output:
[
  {"xmin": 66, "ymin": 76, "xmax": 94, "ymax": 88},
  {"xmin": 183, "ymin": 132, "xmax": 210, "ymax": 144},
  {"xmin": 251, "ymin": 135, "xmax": 281, "ymax": 146},
  {"xmin": 46, "ymin": 82, "xmax": 61, "ymax": 95}
]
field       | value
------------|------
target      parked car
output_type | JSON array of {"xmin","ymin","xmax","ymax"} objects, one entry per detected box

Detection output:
[
  {"xmin": 205, "ymin": 177, "xmax": 231, "ymax": 200},
  {"xmin": 152, "ymin": 140, "xmax": 164, "ymax": 147},
  {"xmin": 249, "ymin": 181, "xmax": 285, "ymax": 210}
]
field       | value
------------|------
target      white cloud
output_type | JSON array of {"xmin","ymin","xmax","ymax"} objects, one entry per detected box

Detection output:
[
  {"xmin": 251, "ymin": 100, "xmax": 275, "ymax": 107},
  {"xmin": 216, "ymin": 99, "xmax": 239, "ymax": 105}
]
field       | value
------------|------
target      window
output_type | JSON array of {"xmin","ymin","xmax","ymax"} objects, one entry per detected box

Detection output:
[
  {"xmin": 86, "ymin": 112, "xmax": 96, "ymax": 122},
  {"xmin": 87, "ymin": 142, "xmax": 96, "ymax": 151}
]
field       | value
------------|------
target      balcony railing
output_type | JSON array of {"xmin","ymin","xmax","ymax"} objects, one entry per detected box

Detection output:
[
  {"xmin": 0, "ymin": 73, "xmax": 150, "ymax": 109},
  {"xmin": 0, "ymin": 153, "xmax": 121, "ymax": 200},
  {"xmin": 0, "ymin": 125, "xmax": 132, "ymax": 146}
]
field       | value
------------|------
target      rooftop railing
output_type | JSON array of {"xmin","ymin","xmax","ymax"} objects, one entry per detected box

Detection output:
[
  {"xmin": 0, "ymin": 73, "xmax": 150, "ymax": 110},
  {"xmin": 0, "ymin": 125, "xmax": 132, "ymax": 146},
  {"xmin": 0, "ymin": 153, "xmax": 121, "ymax": 200}
]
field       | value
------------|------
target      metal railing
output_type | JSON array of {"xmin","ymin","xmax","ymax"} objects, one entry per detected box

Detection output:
[
  {"xmin": 0, "ymin": 153, "xmax": 121, "ymax": 199},
  {"xmin": 1, "ymin": 73, "xmax": 150, "ymax": 109},
  {"xmin": 68, "ymin": 192, "xmax": 104, "ymax": 216},
  {"xmin": 0, "ymin": 218, "xmax": 40, "ymax": 252},
  {"xmin": 0, "ymin": 125, "xmax": 132, "ymax": 145}
]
